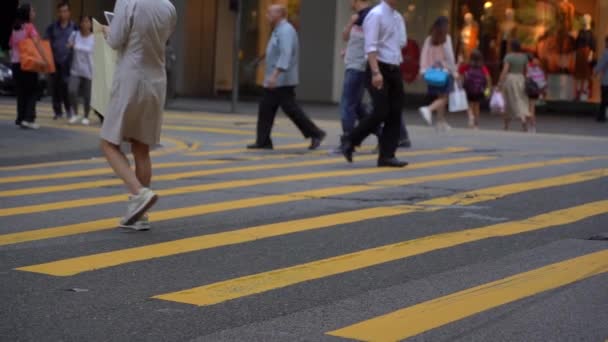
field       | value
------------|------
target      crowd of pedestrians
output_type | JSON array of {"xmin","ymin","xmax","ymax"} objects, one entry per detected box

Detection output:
[{"xmin": 6, "ymin": 0, "xmax": 608, "ymax": 229}]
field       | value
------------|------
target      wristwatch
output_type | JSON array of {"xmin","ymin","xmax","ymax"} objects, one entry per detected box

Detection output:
[{"xmin": 372, "ymin": 70, "xmax": 381, "ymax": 76}]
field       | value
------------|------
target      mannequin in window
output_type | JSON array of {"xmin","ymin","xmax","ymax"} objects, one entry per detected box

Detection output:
[
  {"xmin": 459, "ymin": 13, "xmax": 479, "ymax": 63},
  {"xmin": 559, "ymin": 0, "xmax": 575, "ymax": 34},
  {"xmin": 480, "ymin": 2, "xmax": 497, "ymax": 57},
  {"xmin": 499, "ymin": 8, "xmax": 517, "ymax": 63},
  {"xmin": 574, "ymin": 14, "xmax": 596, "ymax": 101}
]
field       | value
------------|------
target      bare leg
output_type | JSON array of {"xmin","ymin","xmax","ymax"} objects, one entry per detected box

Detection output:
[
  {"xmin": 528, "ymin": 99, "xmax": 537, "ymax": 132},
  {"xmin": 428, "ymin": 96, "xmax": 449, "ymax": 125},
  {"xmin": 503, "ymin": 114, "xmax": 511, "ymax": 131},
  {"xmin": 131, "ymin": 140, "xmax": 152, "ymax": 188},
  {"xmin": 472, "ymin": 102, "xmax": 481, "ymax": 129},
  {"xmin": 101, "ymin": 139, "xmax": 142, "ymax": 195}
]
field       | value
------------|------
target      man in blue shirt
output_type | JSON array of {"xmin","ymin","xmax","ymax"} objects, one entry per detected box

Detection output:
[
  {"xmin": 248, "ymin": 4, "xmax": 326, "ymax": 150},
  {"xmin": 594, "ymin": 36, "xmax": 608, "ymax": 122},
  {"xmin": 45, "ymin": 1, "xmax": 76, "ymax": 119}
]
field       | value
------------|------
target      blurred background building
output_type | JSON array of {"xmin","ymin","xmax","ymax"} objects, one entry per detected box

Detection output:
[{"xmin": 1, "ymin": 0, "xmax": 607, "ymax": 105}]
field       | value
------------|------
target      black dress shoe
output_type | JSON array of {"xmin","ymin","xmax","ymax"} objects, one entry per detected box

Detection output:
[
  {"xmin": 398, "ymin": 139, "xmax": 412, "ymax": 148},
  {"xmin": 247, "ymin": 142, "xmax": 273, "ymax": 150},
  {"xmin": 340, "ymin": 135, "xmax": 354, "ymax": 163},
  {"xmin": 309, "ymin": 131, "xmax": 327, "ymax": 150},
  {"xmin": 377, "ymin": 157, "xmax": 408, "ymax": 168}
]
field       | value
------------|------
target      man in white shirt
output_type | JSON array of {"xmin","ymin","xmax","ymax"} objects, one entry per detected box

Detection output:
[{"xmin": 340, "ymin": 0, "xmax": 408, "ymax": 168}]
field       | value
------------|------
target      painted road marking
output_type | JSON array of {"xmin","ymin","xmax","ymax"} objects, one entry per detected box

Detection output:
[
  {"xmin": 17, "ymin": 168, "xmax": 607, "ymax": 277},
  {"xmin": 0, "ymin": 155, "xmax": 487, "ymax": 217},
  {"xmin": 153, "ymin": 200, "xmax": 608, "ymax": 307},
  {"xmin": 0, "ymin": 148, "xmax": 468, "ymax": 197},
  {"xmin": 0, "ymin": 155, "xmax": 489, "ymax": 246},
  {"xmin": 327, "ymin": 249, "xmax": 608, "ymax": 341}
]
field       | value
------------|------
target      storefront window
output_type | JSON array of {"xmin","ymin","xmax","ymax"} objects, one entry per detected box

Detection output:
[{"xmin": 453, "ymin": 0, "xmax": 601, "ymax": 101}]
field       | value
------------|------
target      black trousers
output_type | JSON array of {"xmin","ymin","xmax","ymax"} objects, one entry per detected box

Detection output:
[
  {"xmin": 12, "ymin": 64, "xmax": 38, "ymax": 125},
  {"xmin": 256, "ymin": 86, "xmax": 323, "ymax": 145},
  {"xmin": 350, "ymin": 62, "xmax": 404, "ymax": 159},
  {"xmin": 599, "ymin": 86, "xmax": 608, "ymax": 121},
  {"xmin": 50, "ymin": 63, "xmax": 71, "ymax": 116}
]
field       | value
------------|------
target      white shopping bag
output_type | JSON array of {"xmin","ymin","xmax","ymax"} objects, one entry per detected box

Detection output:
[
  {"xmin": 489, "ymin": 88, "xmax": 505, "ymax": 114},
  {"xmin": 449, "ymin": 83, "xmax": 469, "ymax": 113},
  {"xmin": 91, "ymin": 19, "xmax": 117, "ymax": 118}
]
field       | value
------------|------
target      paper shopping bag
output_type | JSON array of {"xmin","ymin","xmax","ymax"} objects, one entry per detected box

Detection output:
[{"xmin": 91, "ymin": 19, "xmax": 117, "ymax": 118}]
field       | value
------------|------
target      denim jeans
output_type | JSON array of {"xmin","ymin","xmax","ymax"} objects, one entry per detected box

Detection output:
[{"xmin": 340, "ymin": 68, "xmax": 370, "ymax": 135}]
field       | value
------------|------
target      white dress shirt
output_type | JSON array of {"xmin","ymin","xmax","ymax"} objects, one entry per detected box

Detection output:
[{"xmin": 363, "ymin": 1, "xmax": 407, "ymax": 66}]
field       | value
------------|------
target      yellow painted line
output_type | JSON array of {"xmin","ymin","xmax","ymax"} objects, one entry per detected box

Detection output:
[
  {"xmin": 186, "ymin": 142, "xmax": 309, "ymax": 156},
  {"xmin": 0, "ymin": 147, "xmax": 468, "ymax": 197},
  {"xmin": 18, "ymin": 169, "xmax": 607, "ymax": 277},
  {"xmin": 0, "ymin": 156, "xmax": 595, "ymax": 247},
  {"xmin": 153, "ymin": 199, "xmax": 608, "ymax": 307},
  {"xmin": 0, "ymin": 155, "xmax": 488, "ymax": 217},
  {"xmin": 162, "ymin": 124, "xmax": 297, "ymax": 138},
  {"xmin": 328, "ymin": 248, "xmax": 608, "ymax": 341}
]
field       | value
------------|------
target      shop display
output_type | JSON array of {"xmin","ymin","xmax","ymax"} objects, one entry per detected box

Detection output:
[
  {"xmin": 499, "ymin": 8, "xmax": 518, "ymax": 63},
  {"xmin": 454, "ymin": 0, "xmax": 603, "ymax": 102},
  {"xmin": 458, "ymin": 13, "xmax": 479, "ymax": 62},
  {"xmin": 574, "ymin": 14, "xmax": 596, "ymax": 100}
]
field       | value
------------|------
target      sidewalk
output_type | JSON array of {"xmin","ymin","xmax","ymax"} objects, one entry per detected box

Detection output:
[{"xmin": 167, "ymin": 97, "xmax": 607, "ymax": 138}]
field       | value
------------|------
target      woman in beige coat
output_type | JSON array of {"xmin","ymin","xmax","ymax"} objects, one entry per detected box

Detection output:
[{"xmin": 100, "ymin": 0, "xmax": 176, "ymax": 230}]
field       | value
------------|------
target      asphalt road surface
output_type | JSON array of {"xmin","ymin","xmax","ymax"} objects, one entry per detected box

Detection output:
[{"xmin": 0, "ymin": 100, "xmax": 607, "ymax": 342}]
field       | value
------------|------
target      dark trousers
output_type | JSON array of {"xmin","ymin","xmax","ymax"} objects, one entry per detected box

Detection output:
[
  {"xmin": 599, "ymin": 85, "xmax": 608, "ymax": 122},
  {"xmin": 350, "ymin": 62, "xmax": 404, "ymax": 159},
  {"xmin": 50, "ymin": 63, "xmax": 70, "ymax": 116},
  {"xmin": 68, "ymin": 76, "xmax": 92, "ymax": 118},
  {"xmin": 12, "ymin": 63, "xmax": 38, "ymax": 125},
  {"xmin": 256, "ymin": 86, "xmax": 323, "ymax": 145}
]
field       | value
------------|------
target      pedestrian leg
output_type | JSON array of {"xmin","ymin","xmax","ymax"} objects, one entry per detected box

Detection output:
[
  {"xmin": 379, "ymin": 69, "xmax": 404, "ymax": 159},
  {"xmin": 68, "ymin": 76, "xmax": 80, "ymax": 117},
  {"xmin": 131, "ymin": 140, "xmax": 152, "ymax": 188},
  {"xmin": 279, "ymin": 87, "xmax": 324, "ymax": 139},
  {"xmin": 12, "ymin": 64, "xmax": 26, "ymax": 125},
  {"xmin": 253, "ymin": 89, "xmax": 280, "ymax": 147},
  {"xmin": 100, "ymin": 139, "xmax": 142, "ymax": 195},
  {"xmin": 82, "ymin": 78, "xmax": 92, "ymax": 119},
  {"xmin": 340, "ymin": 69, "xmax": 360, "ymax": 135},
  {"xmin": 598, "ymin": 86, "xmax": 608, "ymax": 122},
  {"xmin": 23, "ymin": 71, "xmax": 39, "ymax": 124},
  {"xmin": 51, "ymin": 67, "xmax": 63, "ymax": 117}
]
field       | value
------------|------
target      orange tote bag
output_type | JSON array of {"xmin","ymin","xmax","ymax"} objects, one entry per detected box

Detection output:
[{"xmin": 18, "ymin": 39, "xmax": 56, "ymax": 74}]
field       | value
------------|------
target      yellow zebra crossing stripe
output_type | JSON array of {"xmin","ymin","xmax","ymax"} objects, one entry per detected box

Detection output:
[
  {"xmin": 0, "ymin": 155, "xmax": 489, "ymax": 246},
  {"xmin": 17, "ymin": 168, "xmax": 607, "ymax": 277},
  {"xmin": 0, "ymin": 147, "xmax": 468, "ymax": 197},
  {"xmin": 153, "ymin": 199, "xmax": 608, "ymax": 306},
  {"xmin": 0, "ymin": 155, "xmax": 486, "ymax": 217},
  {"xmin": 327, "ymin": 248, "xmax": 608, "ymax": 341}
]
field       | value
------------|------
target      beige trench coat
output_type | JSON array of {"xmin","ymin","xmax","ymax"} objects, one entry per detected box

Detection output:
[{"xmin": 100, "ymin": 0, "xmax": 177, "ymax": 146}]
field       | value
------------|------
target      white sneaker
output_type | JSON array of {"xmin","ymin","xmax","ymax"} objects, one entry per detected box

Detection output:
[
  {"xmin": 418, "ymin": 107, "xmax": 433, "ymax": 126},
  {"xmin": 120, "ymin": 188, "xmax": 158, "ymax": 226},
  {"xmin": 119, "ymin": 215, "xmax": 151, "ymax": 231},
  {"xmin": 21, "ymin": 121, "xmax": 40, "ymax": 130},
  {"xmin": 69, "ymin": 115, "xmax": 83, "ymax": 124},
  {"xmin": 81, "ymin": 118, "xmax": 90, "ymax": 126}
]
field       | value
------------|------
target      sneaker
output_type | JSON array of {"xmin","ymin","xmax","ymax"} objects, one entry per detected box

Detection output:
[
  {"xmin": 418, "ymin": 107, "xmax": 433, "ymax": 126},
  {"xmin": 120, "ymin": 188, "xmax": 158, "ymax": 226},
  {"xmin": 81, "ymin": 118, "xmax": 90, "ymax": 126},
  {"xmin": 21, "ymin": 121, "xmax": 40, "ymax": 130},
  {"xmin": 69, "ymin": 115, "xmax": 83, "ymax": 124},
  {"xmin": 119, "ymin": 215, "xmax": 151, "ymax": 231}
]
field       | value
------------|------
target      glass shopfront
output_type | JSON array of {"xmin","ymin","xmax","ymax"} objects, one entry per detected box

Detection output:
[{"xmin": 452, "ymin": 0, "xmax": 605, "ymax": 102}]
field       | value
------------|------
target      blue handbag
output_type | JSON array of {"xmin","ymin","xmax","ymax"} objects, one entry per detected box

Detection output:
[{"xmin": 424, "ymin": 68, "xmax": 449, "ymax": 87}]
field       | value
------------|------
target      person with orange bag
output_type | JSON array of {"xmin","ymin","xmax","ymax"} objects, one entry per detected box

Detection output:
[{"xmin": 9, "ymin": 3, "xmax": 47, "ymax": 129}]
